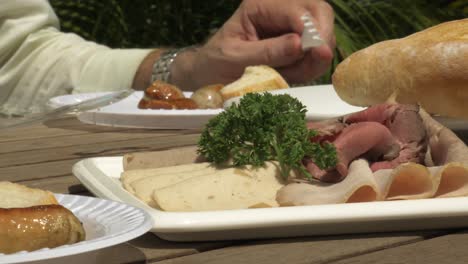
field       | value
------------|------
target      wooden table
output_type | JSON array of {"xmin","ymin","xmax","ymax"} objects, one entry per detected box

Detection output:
[{"xmin": 1, "ymin": 116, "xmax": 468, "ymax": 264}]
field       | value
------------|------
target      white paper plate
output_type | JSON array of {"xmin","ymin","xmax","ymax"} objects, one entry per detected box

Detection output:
[
  {"xmin": 49, "ymin": 85, "xmax": 468, "ymax": 130},
  {"xmin": 72, "ymin": 156, "xmax": 468, "ymax": 242},
  {"xmin": 0, "ymin": 194, "xmax": 152, "ymax": 264}
]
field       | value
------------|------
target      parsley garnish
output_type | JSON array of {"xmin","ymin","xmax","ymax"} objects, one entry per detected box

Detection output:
[{"xmin": 197, "ymin": 93, "xmax": 337, "ymax": 180}]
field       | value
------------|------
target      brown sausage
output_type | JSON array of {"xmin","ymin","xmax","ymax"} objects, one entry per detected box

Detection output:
[
  {"xmin": 0, "ymin": 205, "xmax": 85, "ymax": 254},
  {"xmin": 145, "ymin": 80, "xmax": 185, "ymax": 100}
]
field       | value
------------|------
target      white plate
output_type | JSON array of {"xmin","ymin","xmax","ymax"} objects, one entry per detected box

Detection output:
[
  {"xmin": 0, "ymin": 194, "xmax": 152, "ymax": 264},
  {"xmin": 225, "ymin": 85, "xmax": 468, "ymax": 130},
  {"xmin": 49, "ymin": 85, "xmax": 468, "ymax": 130},
  {"xmin": 49, "ymin": 91, "xmax": 223, "ymax": 129},
  {"xmin": 72, "ymin": 156, "xmax": 468, "ymax": 242},
  {"xmin": 224, "ymin": 85, "xmax": 366, "ymax": 121}
]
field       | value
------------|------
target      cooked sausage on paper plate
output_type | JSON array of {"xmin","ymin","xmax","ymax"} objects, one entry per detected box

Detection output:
[{"xmin": 0, "ymin": 182, "xmax": 85, "ymax": 254}]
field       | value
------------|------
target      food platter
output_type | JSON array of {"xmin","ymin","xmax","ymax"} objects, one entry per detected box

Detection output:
[
  {"xmin": 49, "ymin": 85, "xmax": 468, "ymax": 130},
  {"xmin": 72, "ymin": 156, "xmax": 468, "ymax": 242},
  {"xmin": 0, "ymin": 194, "xmax": 152, "ymax": 264}
]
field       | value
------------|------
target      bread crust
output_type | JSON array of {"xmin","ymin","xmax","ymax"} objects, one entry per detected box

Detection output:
[
  {"xmin": 332, "ymin": 18, "xmax": 468, "ymax": 119},
  {"xmin": 0, "ymin": 205, "xmax": 85, "ymax": 254},
  {"xmin": 220, "ymin": 65, "xmax": 289, "ymax": 100},
  {"xmin": 220, "ymin": 77, "xmax": 289, "ymax": 100},
  {"xmin": 0, "ymin": 181, "xmax": 58, "ymax": 208}
]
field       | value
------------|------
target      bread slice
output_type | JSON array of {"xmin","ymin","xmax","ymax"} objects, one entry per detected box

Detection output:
[
  {"xmin": 220, "ymin": 65, "xmax": 289, "ymax": 100},
  {"xmin": 0, "ymin": 181, "xmax": 58, "ymax": 208}
]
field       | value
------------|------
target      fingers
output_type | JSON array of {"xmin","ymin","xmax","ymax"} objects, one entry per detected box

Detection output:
[
  {"xmin": 308, "ymin": 0, "xmax": 336, "ymax": 49},
  {"xmin": 278, "ymin": 44, "xmax": 334, "ymax": 83},
  {"xmin": 240, "ymin": 0, "xmax": 309, "ymax": 36},
  {"xmin": 275, "ymin": 0, "xmax": 335, "ymax": 83},
  {"xmin": 235, "ymin": 33, "xmax": 303, "ymax": 67}
]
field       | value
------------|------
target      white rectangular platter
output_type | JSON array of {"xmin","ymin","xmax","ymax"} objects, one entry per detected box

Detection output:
[{"xmin": 73, "ymin": 156, "xmax": 468, "ymax": 242}]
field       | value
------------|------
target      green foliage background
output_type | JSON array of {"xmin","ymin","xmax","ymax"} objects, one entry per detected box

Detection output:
[{"xmin": 49, "ymin": 0, "xmax": 467, "ymax": 84}]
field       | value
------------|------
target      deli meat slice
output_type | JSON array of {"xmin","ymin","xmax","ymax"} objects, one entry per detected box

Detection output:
[
  {"xmin": 433, "ymin": 163, "xmax": 468, "ymax": 197},
  {"xmin": 277, "ymin": 159, "xmax": 380, "ymax": 205},
  {"xmin": 373, "ymin": 163, "xmax": 435, "ymax": 200},
  {"xmin": 304, "ymin": 103, "xmax": 427, "ymax": 182},
  {"xmin": 277, "ymin": 104, "xmax": 468, "ymax": 206},
  {"xmin": 277, "ymin": 161, "xmax": 468, "ymax": 206}
]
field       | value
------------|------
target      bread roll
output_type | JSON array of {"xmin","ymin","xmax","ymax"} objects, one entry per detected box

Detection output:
[
  {"xmin": 0, "ymin": 181, "xmax": 57, "ymax": 208},
  {"xmin": 220, "ymin": 65, "xmax": 289, "ymax": 100},
  {"xmin": 332, "ymin": 18, "xmax": 468, "ymax": 119},
  {"xmin": 0, "ymin": 182, "xmax": 85, "ymax": 254}
]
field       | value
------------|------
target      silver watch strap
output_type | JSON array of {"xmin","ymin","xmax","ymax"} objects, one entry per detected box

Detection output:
[{"xmin": 151, "ymin": 46, "xmax": 194, "ymax": 83}]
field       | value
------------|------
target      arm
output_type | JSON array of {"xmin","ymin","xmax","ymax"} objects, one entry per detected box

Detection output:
[{"xmin": 0, "ymin": 0, "xmax": 153, "ymax": 115}]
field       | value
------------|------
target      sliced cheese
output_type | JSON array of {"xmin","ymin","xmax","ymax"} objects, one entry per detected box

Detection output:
[{"xmin": 121, "ymin": 162, "xmax": 213, "ymax": 193}]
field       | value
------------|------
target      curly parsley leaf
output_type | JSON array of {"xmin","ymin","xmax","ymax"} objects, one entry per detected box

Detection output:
[{"xmin": 197, "ymin": 93, "xmax": 337, "ymax": 180}]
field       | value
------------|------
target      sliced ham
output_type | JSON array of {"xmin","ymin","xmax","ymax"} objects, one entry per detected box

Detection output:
[
  {"xmin": 374, "ymin": 163, "xmax": 435, "ymax": 200},
  {"xmin": 304, "ymin": 103, "xmax": 427, "ymax": 182},
  {"xmin": 277, "ymin": 106, "xmax": 468, "ymax": 206},
  {"xmin": 277, "ymin": 159, "xmax": 380, "ymax": 206},
  {"xmin": 433, "ymin": 163, "xmax": 468, "ymax": 197},
  {"xmin": 277, "ymin": 161, "xmax": 468, "ymax": 206}
]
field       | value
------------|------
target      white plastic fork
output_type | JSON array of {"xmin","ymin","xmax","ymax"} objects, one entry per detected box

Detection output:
[{"xmin": 300, "ymin": 13, "xmax": 324, "ymax": 51}]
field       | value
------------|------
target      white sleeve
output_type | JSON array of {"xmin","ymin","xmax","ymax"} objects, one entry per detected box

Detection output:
[{"xmin": 0, "ymin": 0, "xmax": 152, "ymax": 115}]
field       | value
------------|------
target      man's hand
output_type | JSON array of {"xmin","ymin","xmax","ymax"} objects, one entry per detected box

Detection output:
[{"xmin": 171, "ymin": 0, "xmax": 335, "ymax": 91}]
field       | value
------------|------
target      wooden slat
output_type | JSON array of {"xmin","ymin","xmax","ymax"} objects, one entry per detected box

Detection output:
[
  {"xmin": 0, "ymin": 134, "xmax": 200, "ymax": 168},
  {"xmin": 63, "ymin": 232, "xmax": 237, "ymax": 264},
  {"xmin": 0, "ymin": 159, "xmax": 78, "ymax": 182},
  {"xmin": 17, "ymin": 175, "xmax": 86, "ymax": 194},
  {"xmin": 0, "ymin": 130, "xmax": 181, "ymax": 154},
  {"xmin": 153, "ymin": 231, "xmax": 447, "ymax": 264},
  {"xmin": 330, "ymin": 230, "xmax": 468, "ymax": 264},
  {"xmin": 0, "ymin": 116, "xmax": 203, "ymax": 143}
]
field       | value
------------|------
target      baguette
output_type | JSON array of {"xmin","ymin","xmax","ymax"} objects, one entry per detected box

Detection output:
[
  {"xmin": 332, "ymin": 18, "xmax": 468, "ymax": 119},
  {"xmin": 220, "ymin": 65, "xmax": 289, "ymax": 100},
  {"xmin": 0, "ymin": 182, "xmax": 85, "ymax": 254}
]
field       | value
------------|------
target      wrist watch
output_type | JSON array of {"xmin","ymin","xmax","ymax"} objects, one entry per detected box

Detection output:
[{"xmin": 151, "ymin": 46, "xmax": 195, "ymax": 83}]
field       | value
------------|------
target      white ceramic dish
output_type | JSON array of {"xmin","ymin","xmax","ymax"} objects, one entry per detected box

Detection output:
[
  {"xmin": 49, "ymin": 85, "xmax": 468, "ymax": 130},
  {"xmin": 0, "ymin": 194, "xmax": 152, "ymax": 264},
  {"xmin": 72, "ymin": 156, "xmax": 468, "ymax": 242}
]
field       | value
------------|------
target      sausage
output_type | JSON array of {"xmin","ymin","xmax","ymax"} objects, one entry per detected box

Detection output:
[
  {"xmin": 145, "ymin": 80, "xmax": 185, "ymax": 100},
  {"xmin": 0, "ymin": 205, "xmax": 85, "ymax": 254}
]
